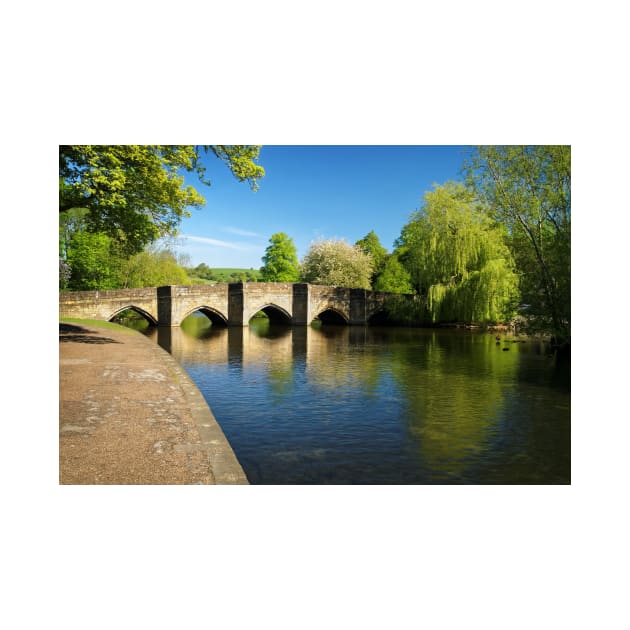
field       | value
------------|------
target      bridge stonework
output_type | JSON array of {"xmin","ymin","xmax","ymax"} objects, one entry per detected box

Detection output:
[
  {"xmin": 158, "ymin": 284, "xmax": 229, "ymax": 326},
  {"xmin": 59, "ymin": 283, "xmax": 393, "ymax": 327},
  {"xmin": 59, "ymin": 288, "xmax": 160, "ymax": 324}
]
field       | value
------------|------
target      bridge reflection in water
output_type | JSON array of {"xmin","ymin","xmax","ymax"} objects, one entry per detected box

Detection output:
[
  {"xmin": 152, "ymin": 321, "xmax": 369, "ymax": 367},
  {"xmin": 143, "ymin": 320, "xmax": 571, "ymax": 485}
]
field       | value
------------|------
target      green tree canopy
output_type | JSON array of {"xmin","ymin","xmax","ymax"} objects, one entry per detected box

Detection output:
[
  {"xmin": 59, "ymin": 145, "xmax": 265, "ymax": 256},
  {"xmin": 65, "ymin": 231, "xmax": 123, "ymax": 290},
  {"xmin": 355, "ymin": 230, "xmax": 388, "ymax": 285},
  {"xmin": 300, "ymin": 239, "xmax": 373, "ymax": 289},
  {"xmin": 373, "ymin": 253, "xmax": 414, "ymax": 294},
  {"xmin": 398, "ymin": 182, "xmax": 519, "ymax": 323},
  {"xmin": 191, "ymin": 262, "xmax": 217, "ymax": 281},
  {"xmin": 120, "ymin": 248, "xmax": 190, "ymax": 288},
  {"xmin": 260, "ymin": 232, "xmax": 300, "ymax": 282},
  {"xmin": 465, "ymin": 145, "xmax": 570, "ymax": 340}
]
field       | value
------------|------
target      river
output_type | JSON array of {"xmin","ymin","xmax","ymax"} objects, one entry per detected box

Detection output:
[{"xmin": 138, "ymin": 317, "xmax": 570, "ymax": 484}]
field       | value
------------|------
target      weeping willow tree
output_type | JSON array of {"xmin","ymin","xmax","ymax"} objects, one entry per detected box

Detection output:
[
  {"xmin": 464, "ymin": 146, "xmax": 570, "ymax": 342},
  {"xmin": 398, "ymin": 182, "xmax": 519, "ymax": 323}
]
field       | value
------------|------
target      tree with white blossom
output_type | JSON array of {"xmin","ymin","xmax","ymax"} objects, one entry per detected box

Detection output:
[{"xmin": 300, "ymin": 239, "xmax": 372, "ymax": 289}]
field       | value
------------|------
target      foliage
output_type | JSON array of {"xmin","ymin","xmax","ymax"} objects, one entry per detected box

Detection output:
[
  {"xmin": 229, "ymin": 270, "xmax": 259, "ymax": 282},
  {"xmin": 65, "ymin": 230, "xmax": 123, "ymax": 290},
  {"xmin": 61, "ymin": 211, "xmax": 191, "ymax": 289},
  {"xmin": 59, "ymin": 207, "xmax": 89, "ymax": 259},
  {"xmin": 464, "ymin": 145, "xmax": 570, "ymax": 340},
  {"xmin": 207, "ymin": 146, "xmax": 265, "ymax": 191},
  {"xmin": 59, "ymin": 145, "xmax": 265, "ymax": 256},
  {"xmin": 120, "ymin": 248, "xmax": 190, "ymax": 288},
  {"xmin": 380, "ymin": 294, "xmax": 430, "ymax": 325},
  {"xmin": 355, "ymin": 230, "xmax": 388, "ymax": 285},
  {"xmin": 300, "ymin": 239, "xmax": 373, "ymax": 289},
  {"xmin": 374, "ymin": 253, "xmax": 414, "ymax": 294},
  {"xmin": 397, "ymin": 182, "xmax": 519, "ymax": 323},
  {"xmin": 214, "ymin": 267, "xmax": 260, "ymax": 281},
  {"xmin": 260, "ymin": 232, "xmax": 300, "ymax": 282},
  {"xmin": 190, "ymin": 262, "xmax": 217, "ymax": 281},
  {"xmin": 60, "ymin": 208, "xmax": 123, "ymax": 289},
  {"xmin": 186, "ymin": 267, "xmax": 261, "ymax": 283}
]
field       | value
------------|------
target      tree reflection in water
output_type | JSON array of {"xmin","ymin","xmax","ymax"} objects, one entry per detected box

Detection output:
[{"xmin": 142, "ymin": 320, "xmax": 570, "ymax": 484}]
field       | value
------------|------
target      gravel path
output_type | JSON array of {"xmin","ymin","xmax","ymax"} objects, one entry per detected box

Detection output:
[{"xmin": 59, "ymin": 322, "xmax": 248, "ymax": 485}]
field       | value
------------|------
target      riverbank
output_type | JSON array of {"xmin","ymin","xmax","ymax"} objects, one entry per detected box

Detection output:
[{"xmin": 59, "ymin": 319, "xmax": 248, "ymax": 484}]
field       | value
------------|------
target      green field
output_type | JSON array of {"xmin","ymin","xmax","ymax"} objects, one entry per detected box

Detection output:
[
  {"xmin": 186, "ymin": 267, "xmax": 261, "ymax": 284},
  {"xmin": 212, "ymin": 268, "xmax": 261, "ymax": 279}
]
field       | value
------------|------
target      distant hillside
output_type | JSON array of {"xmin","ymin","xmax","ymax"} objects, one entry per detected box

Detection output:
[{"xmin": 186, "ymin": 265, "xmax": 261, "ymax": 284}]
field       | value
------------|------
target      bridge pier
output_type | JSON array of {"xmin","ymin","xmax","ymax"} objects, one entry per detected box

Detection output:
[
  {"xmin": 227, "ymin": 283, "xmax": 245, "ymax": 326},
  {"xmin": 157, "ymin": 286, "xmax": 174, "ymax": 326},
  {"xmin": 291, "ymin": 283, "xmax": 310, "ymax": 325}
]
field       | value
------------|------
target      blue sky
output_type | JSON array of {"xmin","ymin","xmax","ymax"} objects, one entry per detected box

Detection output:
[{"xmin": 171, "ymin": 145, "xmax": 471, "ymax": 269}]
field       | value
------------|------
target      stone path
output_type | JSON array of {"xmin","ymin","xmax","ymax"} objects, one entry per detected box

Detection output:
[{"xmin": 59, "ymin": 321, "xmax": 248, "ymax": 484}]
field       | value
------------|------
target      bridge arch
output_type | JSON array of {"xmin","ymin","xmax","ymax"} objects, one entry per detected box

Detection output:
[
  {"xmin": 312, "ymin": 307, "xmax": 349, "ymax": 325},
  {"xmin": 108, "ymin": 305, "xmax": 158, "ymax": 326},
  {"xmin": 247, "ymin": 303, "xmax": 292, "ymax": 325},
  {"xmin": 181, "ymin": 305, "xmax": 228, "ymax": 327}
]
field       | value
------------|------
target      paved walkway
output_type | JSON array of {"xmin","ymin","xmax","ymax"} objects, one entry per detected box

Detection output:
[{"xmin": 59, "ymin": 321, "xmax": 248, "ymax": 484}]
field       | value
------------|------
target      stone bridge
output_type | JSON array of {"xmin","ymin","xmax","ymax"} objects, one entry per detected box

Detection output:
[{"xmin": 59, "ymin": 283, "xmax": 396, "ymax": 327}]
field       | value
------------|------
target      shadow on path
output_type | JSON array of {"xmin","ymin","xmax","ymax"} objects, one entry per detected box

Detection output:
[{"xmin": 59, "ymin": 323, "xmax": 122, "ymax": 345}]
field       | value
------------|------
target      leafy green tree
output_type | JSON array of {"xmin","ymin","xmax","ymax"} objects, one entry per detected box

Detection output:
[
  {"xmin": 61, "ymin": 202, "xmax": 191, "ymax": 288},
  {"xmin": 374, "ymin": 253, "xmax": 414, "ymax": 293},
  {"xmin": 465, "ymin": 145, "xmax": 570, "ymax": 340},
  {"xmin": 260, "ymin": 232, "xmax": 300, "ymax": 282},
  {"xmin": 226, "ymin": 271, "xmax": 248, "ymax": 282},
  {"xmin": 59, "ymin": 207, "xmax": 89, "ymax": 260},
  {"xmin": 398, "ymin": 182, "xmax": 519, "ymax": 323},
  {"xmin": 66, "ymin": 231, "xmax": 123, "ymax": 290},
  {"xmin": 300, "ymin": 239, "xmax": 373, "ymax": 289},
  {"xmin": 120, "ymin": 248, "xmax": 190, "ymax": 288},
  {"xmin": 59, "ymin": 145, "xmax": 265, "ymax": 256},
  {"xmin": 355, "ymin": 230, "xmax": 387, "ymax": 285},
  {"xmin": 192, "ymin": 262, "xmax": 216, "ymax": 281}
]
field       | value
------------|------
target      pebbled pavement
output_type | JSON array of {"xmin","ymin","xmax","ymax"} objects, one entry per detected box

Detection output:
[{"xmin": 59, "ymin": 322, "xmax": 248, "ymax": 485}]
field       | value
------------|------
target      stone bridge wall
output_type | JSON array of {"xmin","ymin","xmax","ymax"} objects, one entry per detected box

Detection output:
[
  {"xmin": 158, "ymin": 284, "xmax": 229, "ymax": 326},
  {"xmin": 230, "ymin": 282, "xmax": 299, "ymax": 326},
  {"xmin": 59, "ymin": 283, "xmax": 400, "ymax": 327},
  {"xmin": 308, "ymin": 286, "xmax": 390, "ymax": 323},
  {"xmin": 59, "ymin": 288, "xmax": 159, "ymax": 324}
]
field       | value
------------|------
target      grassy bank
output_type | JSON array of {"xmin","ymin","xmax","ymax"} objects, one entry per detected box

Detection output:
[{"xmin": 60, "ymin": 317, "xmax": 140, "ymax": 334}]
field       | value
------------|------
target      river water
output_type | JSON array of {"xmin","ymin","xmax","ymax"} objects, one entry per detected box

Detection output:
[{"xmin": 141, "ymin": 318, "xmax": 570, "ymax": 484}]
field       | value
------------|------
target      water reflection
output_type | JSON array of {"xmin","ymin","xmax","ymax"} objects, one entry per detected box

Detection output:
[
  {"xmin": 390, "ymin": 334, "xmax": 517, "ymax": 481},
  {"xmin": 143, "ymin": 321, "xmax": 570, "ymax": 484}
]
